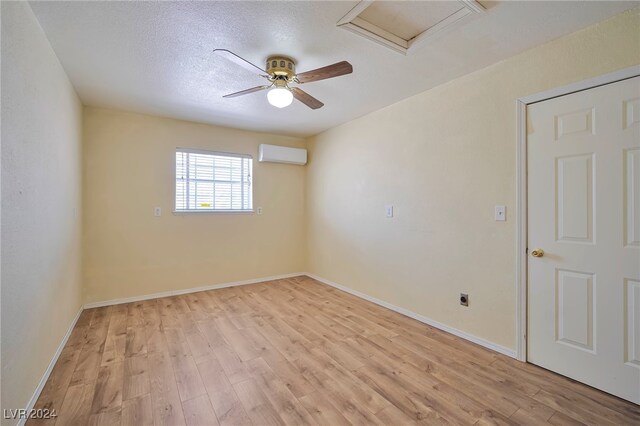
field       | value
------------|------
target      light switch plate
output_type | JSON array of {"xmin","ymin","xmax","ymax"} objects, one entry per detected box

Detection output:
[
  {"xmin": 494, "ymin": 205, "xmax": 506, "ymax": 221},
  {"xmin": 385, "ymin": 205, "xmax": 393, "ymax": 218}
]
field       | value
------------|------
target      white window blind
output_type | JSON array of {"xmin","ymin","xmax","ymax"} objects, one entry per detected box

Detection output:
[{"xmin": 175, "ymin": 149, "xmax": 253, "ymax": 212}]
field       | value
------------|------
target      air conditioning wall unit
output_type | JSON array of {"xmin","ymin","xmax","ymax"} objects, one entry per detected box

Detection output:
[{"xmin": 258, "ymin": 144, "xmax": 307, "ymax": 165}]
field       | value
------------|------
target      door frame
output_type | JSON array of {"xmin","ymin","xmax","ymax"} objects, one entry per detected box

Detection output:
[{"xmin": 515, "ymin": 65, "xmax": 640, "ymax": 361}]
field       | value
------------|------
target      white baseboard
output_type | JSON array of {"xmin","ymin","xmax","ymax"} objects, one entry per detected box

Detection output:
[
  {"xmin": 83, "ymin": 272, "xmax": 306, "ymax": 309},
  {"xmin": 18, "ymin": 306, "xmax": 83, "ymax": 426},
  {"xmin": 305, "ymin": 273, "xmax": 517, "ymax": 359}
]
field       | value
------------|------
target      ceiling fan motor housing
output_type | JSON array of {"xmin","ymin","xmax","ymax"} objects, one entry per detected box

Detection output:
[{"xmin": 266, "ymin": 56, "xmax": 296, "ymax": 80}]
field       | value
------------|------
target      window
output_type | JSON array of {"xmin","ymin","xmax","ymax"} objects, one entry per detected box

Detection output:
[{"xmin": 175, "ymin": 148, "xmax": 253, "ymax": 212}]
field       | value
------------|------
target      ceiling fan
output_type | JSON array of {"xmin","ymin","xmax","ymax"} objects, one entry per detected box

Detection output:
[{"xmin": 213, "ymin": 49, "xmax": 353, "ymax": 110}]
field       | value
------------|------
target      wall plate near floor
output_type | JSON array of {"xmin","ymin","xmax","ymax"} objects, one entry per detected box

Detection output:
[{"xmin": 460, "ymin": 293, "xmax": 469, "ymax": 306}]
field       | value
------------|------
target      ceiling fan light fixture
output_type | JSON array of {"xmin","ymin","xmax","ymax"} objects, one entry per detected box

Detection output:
[
  {"xmin": 215, "ymin": 50, "xmax": 353, "ymax": 110},
  {"xmin": 267, "ymin": 86, "xmax": 293, "ymax": 108}
]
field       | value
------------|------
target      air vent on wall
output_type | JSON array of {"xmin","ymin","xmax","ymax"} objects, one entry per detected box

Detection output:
[{"xmin": 337, "ymin": 0, "xmax": 485, "ymax": 55}]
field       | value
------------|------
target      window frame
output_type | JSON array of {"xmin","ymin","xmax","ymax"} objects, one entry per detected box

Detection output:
[{"xmin": 173, "ymin": 147, "xmax": 254, "ymax": 214}]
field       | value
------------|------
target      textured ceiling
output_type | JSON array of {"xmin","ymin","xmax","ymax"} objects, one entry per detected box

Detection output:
[{"xmin": 29, "ymin": 1, "xmax": 638, "ymax": 137}]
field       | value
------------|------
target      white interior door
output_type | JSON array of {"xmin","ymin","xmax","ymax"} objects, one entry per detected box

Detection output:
[{"xmin": 527, "ymin": 76, "xmax": 640, "ymax": 404}]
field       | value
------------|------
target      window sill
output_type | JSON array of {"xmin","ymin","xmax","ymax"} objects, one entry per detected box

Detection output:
[{"xmin": 173, "ymin": 210, "xmax": 255, "ymax": 215}]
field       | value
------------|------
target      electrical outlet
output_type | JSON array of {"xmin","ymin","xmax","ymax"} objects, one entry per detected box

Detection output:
[
  {"xmin": 154, "ymin": 207, "xmax": 162, "ymax": 217},
  {"xmin": 460, "ymin": 293, "xmax": 469, "ymax": 306},
  {"xmin": 257, "ymin": 207, "xmax": 263, "ymax": 215}
]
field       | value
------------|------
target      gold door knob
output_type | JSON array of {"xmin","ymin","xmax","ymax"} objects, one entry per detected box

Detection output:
[{"xmin": 531, "ymin": 248, "xmax": 544, "ymax": 258}]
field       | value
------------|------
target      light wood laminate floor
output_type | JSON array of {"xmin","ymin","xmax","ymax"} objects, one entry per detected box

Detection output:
[{"xmin": 28, "ymin": 276, "xmax": 640, "ymax": 425}]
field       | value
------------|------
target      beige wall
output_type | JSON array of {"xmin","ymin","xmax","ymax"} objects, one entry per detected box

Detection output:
[
  {"xmin": 82, "ymin": 108, "xmax": 306, "ymax": 303},
  {"xmin": 1, "ymin": 2, "xmax": 83, "ymax": 423},
  {"xmin": 305, "ymin": 9, "xmax": 640, "ymax": 351}
]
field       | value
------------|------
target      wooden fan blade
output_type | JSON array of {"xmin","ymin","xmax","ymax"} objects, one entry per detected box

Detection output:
[
  {"xmin": 213, "ymin": 49, "xmax": 267, "ymax": 75},
  {"xmin": 291, "ymin": 87, "xmax": 324, "ymax": 109},
  {"xmin": 223, "ymin": 85, "xmax": 270, "ymax": 98},
  {"xmin": 295, "ymin": 61, "xmax": 353, "ymax": 84}
]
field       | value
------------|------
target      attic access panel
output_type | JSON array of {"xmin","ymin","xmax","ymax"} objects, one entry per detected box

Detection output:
[{"xmin": 337, "ymin": 0, "xmax": 485, "ymax": 55}]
